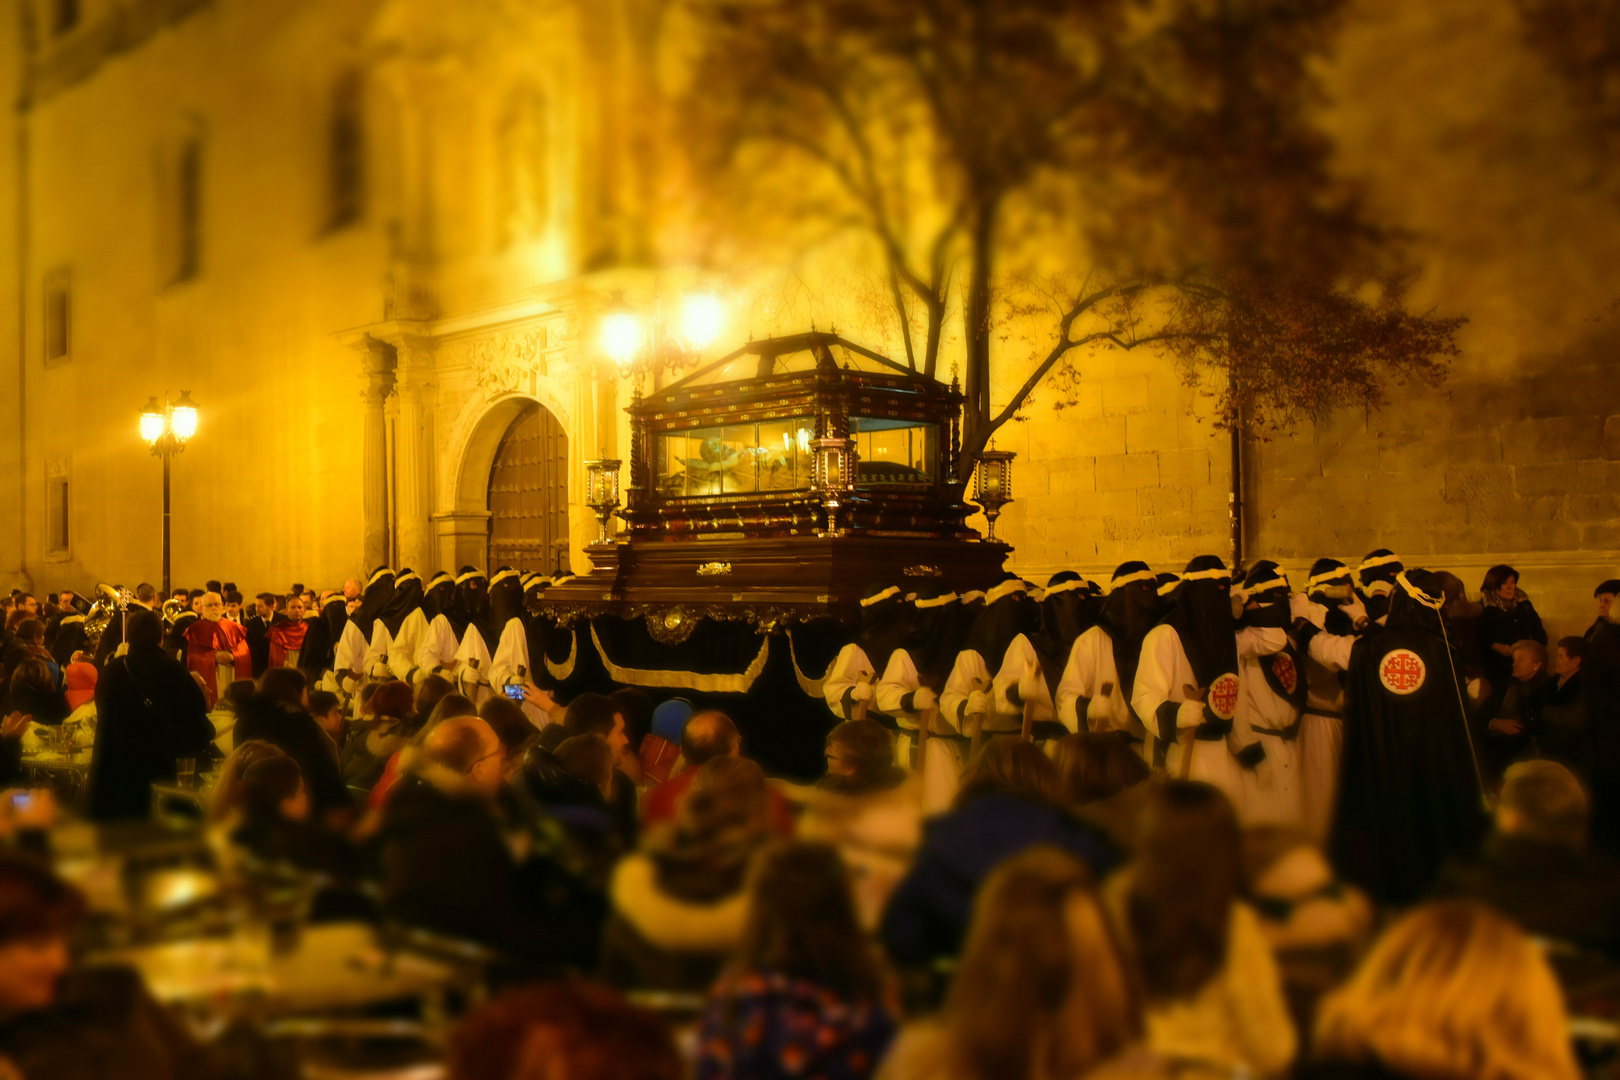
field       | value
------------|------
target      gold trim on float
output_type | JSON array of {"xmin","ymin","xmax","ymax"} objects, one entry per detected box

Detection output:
[
  {"xmin": 787, "ymin": 631, "xmax": 834, "ymax": 698},
  {"xmin": 544, "ymin": 629, "xmax": 578, "ymax": 681},
  {"xmin": 591, "ymin": 623, "xmax": 770, "ymax": 694}
]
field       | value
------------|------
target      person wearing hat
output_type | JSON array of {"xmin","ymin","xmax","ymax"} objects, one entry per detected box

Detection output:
[
  {"xmin": 875, "ymin": 584, "xmax": 972, "ymax": 813},
  {"xmin": 1588, "ymin": 580, "xmax": 1620, "ymax": 643},
  {"xmin": 941, "ymin": 574, "xmax": 1040, "ymax": 746},
  {"xmin": 640, "ymin": 698, "xmax": 694, "ymax": 787},
  {"xmin": 448, "ymin": 567, "xmax": 497, "ymax": 706},
  {"xmin": 1056, "ymin": 561, "xmax": 1160, "ymax": 764},
  {"xmin": 411, "ymin": 571, "xmax": 462, "ymax": 684},
  {"xmin": 1354, "ymin": 549, "xmax": 1403, "ymax": 624},
  {"xmin": 989, "ymin": 576, "xmax": 1076, "ymax": 745},
  {"xmin": 491, "ymin": 572, "xmax": 559, "ymax": 725}
]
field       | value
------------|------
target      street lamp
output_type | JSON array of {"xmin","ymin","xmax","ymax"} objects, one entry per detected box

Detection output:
[
  {"xmin": 139, "ymin": 391, "xmax": 200, "ymax": 597},
  {"xmin": 598, "ymin": 289, "xmax": 724, "ymax": 386}
]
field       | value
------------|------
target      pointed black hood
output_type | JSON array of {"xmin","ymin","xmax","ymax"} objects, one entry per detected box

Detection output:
[
  {"xmin": 448, "ymin": 567, "xmax": 496, "ymax": 646},
  {"xmin": 489, "ymin": 566, "xmax": 525, "ymax": 629},
  {"xmin": 1097, "ymin": 561, "xmax": 1159, "ymax": 699},
  {"xmin": 350, "ymin": 566, "xmax": 395, "ymax": 640},
  {"xmin": 852, "ymin": 583, "xmax": 912, "ymax": 680},
  {"xmin": 964, "ymin": 574, "xmax": 1040, "ymax": 668},
  {"xmin": 378, "ymin": 569, "xmax": 424, "ymax": 636},
  {"xmin": 1159, "ymin": 555, "xmax": 1237, "ymax": 687},
  {"xmin": 421, "ymin": 572, "xmax": 456, "ymax": 622},
  {"xmin": 902, "ymin": 582, "xmax": 965, "ymax": 688}
]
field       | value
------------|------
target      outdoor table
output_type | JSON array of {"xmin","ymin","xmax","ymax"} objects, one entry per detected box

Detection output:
[
  {"xmin": 19, "ymin": 749, "xmax": 91, "ymax": 804},
  {"xmin": 87, "ymin": 922, "xmax": 464, "ymax": 1019}
]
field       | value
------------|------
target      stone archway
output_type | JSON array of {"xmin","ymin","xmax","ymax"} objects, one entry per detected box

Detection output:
[{"xmin": 486, "ymin": 400, "xmax": 569, "ymax": 574}]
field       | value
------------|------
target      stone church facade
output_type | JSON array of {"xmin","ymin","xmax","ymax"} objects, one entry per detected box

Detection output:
[{"xmin": 2, "ymin": 0, "xmax": 1619, "ymax": 641}]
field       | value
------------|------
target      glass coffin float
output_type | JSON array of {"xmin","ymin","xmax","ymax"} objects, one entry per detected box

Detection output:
[{"xmin": 625, "ymin": 332, "xmax": 974, "ymax": 539}]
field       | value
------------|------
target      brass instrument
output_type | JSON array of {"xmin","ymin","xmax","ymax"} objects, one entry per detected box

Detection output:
[
  {"xmin": 83, "ymin": 583, "xmax": 133, "ymax": 652},
  {"xmin": 161, "ymin": 597, "xmax": 189, "ymax": 626}
]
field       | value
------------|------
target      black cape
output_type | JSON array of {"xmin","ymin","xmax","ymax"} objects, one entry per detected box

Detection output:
[
  {"xmin": 1330, "ymin": 577, "xmax": 1487, "ymax": 905},
  {"xmin": 349, "ymin": 569, "xmax": 395, "ymax": 641}
]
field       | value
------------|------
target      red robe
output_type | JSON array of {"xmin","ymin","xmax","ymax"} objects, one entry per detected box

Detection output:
[
  {"xmin": 267, "ymin": 619, "xmax": 308, "ymax": 671},
  {"xmin": 185, "ymin": 617, "xmax": 252, "ymax": 709}
]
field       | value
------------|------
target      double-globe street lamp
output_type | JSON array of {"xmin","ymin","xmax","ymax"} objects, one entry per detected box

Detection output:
[{"xmin": 138, "ymin": 391, "xmax": 199, "ymax": 597}]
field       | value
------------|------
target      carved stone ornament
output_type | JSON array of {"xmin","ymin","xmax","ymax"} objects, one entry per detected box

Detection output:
[{"xmin": 466, "ymin": 327, "xmax": 551, "ymax": 399}]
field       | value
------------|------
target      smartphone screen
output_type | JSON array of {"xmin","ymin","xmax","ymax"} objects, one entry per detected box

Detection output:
[
  {"xmin": 503, "ymin": 685, "xmax": 525, "ymax": 700},
  {"xmin": 11, "ymin": 794, "xmax": 30, "ymax": 811}
]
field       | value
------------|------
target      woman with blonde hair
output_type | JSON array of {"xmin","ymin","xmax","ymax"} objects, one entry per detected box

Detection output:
[
  {"xmin": 1301, "ymin": 900, "xmax": 1579, "ymax": 1080},
  {"xmin": 878, "ymin": 846, "xmax": 1166, "ymax": 1080}
]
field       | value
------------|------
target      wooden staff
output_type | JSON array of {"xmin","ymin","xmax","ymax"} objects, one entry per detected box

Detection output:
[
  {"xmin": 917, "ymin": 702, "xmax": 935, "ymax": 773},
  {"xmin": 1178, "ymin": 683, "xmax": 1206, "ymax": 780},
  {"xmin": 852, "ymin": 670, "xmax": 873, "ymax": 721},
  {"xmin": 1021, "ymin": 696, "xmax": 1037, "ymax": 742},
  {"xmin": 966, "ymin": 676, "xmax": 988, "ymax": 764}
]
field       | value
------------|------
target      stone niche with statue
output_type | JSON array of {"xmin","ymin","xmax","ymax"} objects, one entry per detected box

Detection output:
[{"xmin": 543, "ymin": 331, "xmax": 1009, "ymax": 633}]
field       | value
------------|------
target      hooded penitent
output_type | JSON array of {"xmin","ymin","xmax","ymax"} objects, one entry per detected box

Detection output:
[
  {"xmin": 448, "ymin": 567, "xmax": 496, "ymax": 646},
  {"xmin": 378, "ymin": 570, "xmax": 424, "ymax": 636},
  {"xmin": 853, "ymin": 583, "xmax": 912, "ymax": 682},
  {"xmin": 298, "ymin": 593, "xmax": 346, "ymax": 678},
  {"xmin": 903, "ymin": 581, "xmax": 965, "ymax": 690},
  {"xmin": 1096, "ymin": 561, "xmax": 1159, "ymax": 700},
  {"xmin": 421, "ymin": 572, "xmax": 456, "ymax": 623},
  {"xmin": 1034, "ymin": 572, "xmax": 1097, "ymax": 695},
  {"xmin": 1307, "ymin": 558, "xmax": 1357, "ymax": 634},
  {"xmin": 350, "ymin": 566, "xmax": 395, "ymax": 641},
  {"xmin": 1158, "ymin": 556, "xmax": 1237, "ymax": 689},
  {"xmin": 488, "ymin": 566, "xmax": 525, "ymax": 630},
  {"xmin": 1331, "ymin": 568, "xmax": 1487, "ymax": 905},
  {"xmin": 1241, "ymin": 563, "xmax": 1307, "ymax": 713},
  {"xmin": 1356, "ymin": 549, "xmax": 1403, "ymax": 620},
  {"xmin": 964, "ymin": 574, "xmax": 1040, "ymax": 670}
]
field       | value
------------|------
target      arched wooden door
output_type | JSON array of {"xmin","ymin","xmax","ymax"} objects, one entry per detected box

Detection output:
[{"xmin": 487, "ymin": 401, "xmax": 569, "ymax": 574}]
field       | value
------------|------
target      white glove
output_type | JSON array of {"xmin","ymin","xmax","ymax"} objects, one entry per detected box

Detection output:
[
  {"xmin": 966, "ymin": 690, "xmax": 990, "ymax": 715},
  {"xmin": 851, "ymin": 682, "xmax": 874, "ymax": 702},
  {"xmin": 1288, "ymin": 591, "xmax": 1314, "ymax": 623},
  {"xmin": 912, "ymin": 687, "xmax": 937, "ymax": 711},
  {"xmin": 1340, "ymin": 594, "xmax": 1368, "ymax": 626}
]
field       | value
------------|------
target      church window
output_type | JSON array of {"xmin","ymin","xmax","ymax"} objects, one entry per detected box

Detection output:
[
  {"xmin": 43, "ymin": 268, "xmax": 69, "ymax": 363},
  {"xmin": 170, "ymin": 136, "xmax": 203, "ymax": 284},
  {"xmin": 328, "ymin": 70, "xmax": 365, "ymax": 230},
  {"xmin": 47, "ymin": 476, "xmax": 69, "ymax": 555}
]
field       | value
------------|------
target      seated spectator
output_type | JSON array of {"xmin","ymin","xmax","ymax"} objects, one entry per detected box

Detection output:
[
  {"xmin": 1300, "ymin": 901, "xmax": 1579, "ymax": 1080},
  {"xmin": 1055, "ymin": 731, "xmax": 1154, "ymax": 852},
  {"xmin": 340, "ymin": 680, "xmax": 417, "ymax": 791},
  {"xmin": 610, "ymin": 686, "xmax": 654, "ymax": 784},
  {"xmin": 1433, "ymin": 759, "xmax": 1620, "ymax": 955},
  {"xmin": 559, "ymin": 692, "xmax": 639, "ymax": 845},
  {"xmin": 878, "ymin": 846, "xmax": 1162, "ymax": 1080},
  {"xmin": 414, "ymin": 673, "xmax": 455, "ymax": 720},
  {"xmin": 374, "ymin": 716, "xmax": 602, "ymax": 968},
  {"xmin": 308, "ymin": 689, "xmax": 345, "ymax": 744},
  {"xmin": 231, "ymin": 754, "xmax": 359, "ymax": 882},
  {"xmin": 479, "ymin": 695, "xmax": 541, "ymax": 770},
  {"xmin": 3, "ymin": 660, "xmax": 69, "ymax": 729},
  {"xmin": 207, "ymin": 739, "xmax": 289, "ymax": 826},
  {"xmin": 697, "ymin": 842, "xmax": 896, "ymax": 1080},
  {"xmin": 368, "ymin": 691, "xmax": 477, "ymax": 810},
  {"xmin": 600, "ymin": 756, "xmax": 774, "ymax": 992},
  {"xmin": 1531, "ymin": 636, "xmax": 1589, "ymax": 770},
  {"xmin": 0, "ymin": 854, "xmax": 227, "ymax": 1078},
  {"xmin": 448, "ymin": 981, "xmax": 681, "ymax": 1080},
  {"xmin": 524, "ymin": 733, "xmax": 626, "ymax": 884},
  {"xmin": 642, "ymin": 709, "xmax": 794, "ymax": 835},
  {"xmin": 881, "ymin": 739, "xmax": 1119, "ymax": 968},
  {"xmin": 640, "ymin": 697, "xmax": 693, "ymax": 786},
  {"xmin": 234, "ymin": 667, "xmax": 351, "ymax": 816},
  {"xmin": 1104, "ymin": 780, "xmax": 1296, "ymax": 1079},
  {"xmin": 795, "ymin": 719, "xmax": 921, "ymax": 929},
  {"xmin": 1480, "ymin": 639, "xmax": 1548, "ymax": 781}
]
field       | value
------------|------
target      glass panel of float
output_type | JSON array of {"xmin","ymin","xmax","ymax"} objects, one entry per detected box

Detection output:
[
  {"xmin": 852, "ymin": 417, "xmax": 937, "ymax": 486},
  {"xmin": 656, "ymin": 418, "xmax": 817, "ymax": 498}
]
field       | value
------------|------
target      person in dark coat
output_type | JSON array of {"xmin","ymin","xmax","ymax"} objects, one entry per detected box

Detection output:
[
  {"xmin": 1530, "ymin": 636, "xmax": 1591, "ymax": 773},
  {"xmin": 1475, "ymin": 564, "xmax": 1546, "ymax": 695},
  {"xmin": 372, "ymin": 716, "xmax": 603, "ymax": 969},
  {"xmin": 86, "ymin": 610, "xmax": 217, "ymax": 821},
  {"xmin": 880, "ymin": 738, "xmax": 1119, "ymax": 967},
  {"xmin": 1322, "ymin": 569, "xmax": 1488, "ymax": 906},
  {"xmin": 232, "ymin": 667, "xmax": 351, "ymax": 817},
  {"xmin": 1433, "ymin": 760, "xmax": 1620, "ymax": 956}
]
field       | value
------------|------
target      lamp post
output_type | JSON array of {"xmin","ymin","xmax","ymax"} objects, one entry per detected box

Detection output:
[
  {"xmin": 139, "ymin": 391, "xmax": 199, "ymax": 597},
  {"xmin": 599, "ymin": 289, "xmax": 724, "ymax": 389},
  {"xmin": 971, "ymin": 444, "xmax": 1015, "ymax": 543}
]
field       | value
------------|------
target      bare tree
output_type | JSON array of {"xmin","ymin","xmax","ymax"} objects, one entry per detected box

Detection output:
[{"xmin": 675, "ymin": 0, "xmax": 1463, "ymax": 479}]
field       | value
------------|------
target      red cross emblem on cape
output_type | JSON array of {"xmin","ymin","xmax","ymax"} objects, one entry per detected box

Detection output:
[
  {"xmin": 1271, "ymin": 652, "xmax": 1298, "ymax": 695},
  {"xmin": 1208, "ymin": 672, "xmax": 1240, "ymax": 720},
  {"xmin": 1379, "ymin": 648, "xmax": 1427, "ymax": 695}
]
